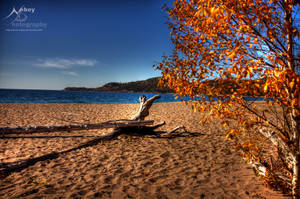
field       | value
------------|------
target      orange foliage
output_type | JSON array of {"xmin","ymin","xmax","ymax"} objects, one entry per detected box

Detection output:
[{"xmin": 155, "ymin": 0, "xmax": 300, "ymax": 195}]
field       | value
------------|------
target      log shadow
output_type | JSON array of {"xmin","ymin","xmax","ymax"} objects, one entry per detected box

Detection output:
[
  {"xmin": 0, "ymin": 129, "xmax": 201, "ymax": 178},
  {"xmin": 122, "ymin": 130, "xmax": 205, "ymax": 138},
  {"xmin": 0, "ymin": 132, "xmax": 116, "ymax": 178},
  {"xmin": 0, "ymin": 135, "xmax": 98, "ymax": 139}
]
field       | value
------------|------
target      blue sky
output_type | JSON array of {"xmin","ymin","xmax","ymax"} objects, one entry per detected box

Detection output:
[{"xmin": 0, "ymin": 0, "xmax": 172, "ymax": 89}]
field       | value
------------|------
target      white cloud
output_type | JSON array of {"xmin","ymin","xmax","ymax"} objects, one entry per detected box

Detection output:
[
  {"xmin": 35, "ymin": 58, "xmax": 97, "ymax": 69},
  {"xmin": 61, "ymin": 71, "xmax": 78, "ymax": 76}
]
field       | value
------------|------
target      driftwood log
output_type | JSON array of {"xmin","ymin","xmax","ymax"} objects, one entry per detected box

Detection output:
[
  {"xmin": 0, "ymin": 95, "xmax": 186, "ymax": 177},
  {"xmin": 0, "ymin": 95, "xmax": 184, "ymax": 135},
  {"xmin": 113, "ymin": 95, "xmax": 186, "ymax": 136},
  {"xmin": 0, "ymin": 95, "xmax": 185, "ymax": 136},
  {"xmin": 0, "ymin": 120, "xmax": 154, "ymax": 135}
]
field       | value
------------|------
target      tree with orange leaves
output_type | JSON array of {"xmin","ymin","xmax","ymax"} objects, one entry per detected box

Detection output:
[{"xmin": 155, "ymin": 0, "xmax": 300, "ymax": 197}]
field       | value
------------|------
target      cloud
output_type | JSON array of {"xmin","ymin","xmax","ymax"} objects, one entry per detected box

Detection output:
[
  {"xmin": 35, "ymin": 58, "xmax": 97, "ymax": 69},
  {"xmin": 61, "ymin": 71, "xmax": 78, "ymax": 76}
]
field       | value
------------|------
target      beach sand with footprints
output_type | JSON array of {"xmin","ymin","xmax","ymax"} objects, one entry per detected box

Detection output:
[{"xmin": 0, "ymin": 102, "xmax": 287, "ymax": 198}]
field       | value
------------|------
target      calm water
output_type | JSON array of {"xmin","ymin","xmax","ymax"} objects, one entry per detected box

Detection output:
[
  {"xmin": 0, "ymin": 89, "xmax": 266, "ymax": 104},
  {"xmin": 0, "ymin": 89, "xmax": 182, "ymax": 104}
]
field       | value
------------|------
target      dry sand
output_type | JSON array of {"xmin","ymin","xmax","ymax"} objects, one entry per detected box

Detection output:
[{"xmin": 0, "ymin": 102, "xmax": 288, "ymax": 198}]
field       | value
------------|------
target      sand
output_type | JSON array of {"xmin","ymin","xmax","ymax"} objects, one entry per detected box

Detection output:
[{"xmin": 0, "ymin": 102, "xmax": 288, "ymax": 198}]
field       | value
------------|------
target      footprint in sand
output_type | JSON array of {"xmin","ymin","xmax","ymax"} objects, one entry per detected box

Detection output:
[{"xmin": 160, "ymin": 151, "xmax": 170, "ymax": 158}]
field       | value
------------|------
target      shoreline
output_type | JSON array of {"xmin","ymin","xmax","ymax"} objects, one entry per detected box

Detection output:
[
  {"xmin": 0, "ymin": 101, "xmax": 180, "ymax": 106},
  {"xmin": 0, "ymin": 103, "xmax": 287, "ymax": 198}
]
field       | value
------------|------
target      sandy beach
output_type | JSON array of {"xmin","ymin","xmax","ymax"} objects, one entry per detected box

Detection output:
[{"xmin": 0, "ymin": 102, "xmax": 288, "ymax": 198}]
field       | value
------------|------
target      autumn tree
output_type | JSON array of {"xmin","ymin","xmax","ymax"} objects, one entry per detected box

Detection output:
[{"xmin": 155, "ymin": 0, "xmax": 300, "ymax": 197}]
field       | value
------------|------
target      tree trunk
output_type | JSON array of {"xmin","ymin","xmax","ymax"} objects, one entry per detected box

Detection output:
[
  {"xmin": 292, "ymin": 116, "xmax": 300, "ymax": 198},
  {"xmin": 284, "ymin": 0, "xmax": 299, "ymax": 197},
  {"xmin": 259, "ymin": 128, "xmax": 295, "ymax": 170}
]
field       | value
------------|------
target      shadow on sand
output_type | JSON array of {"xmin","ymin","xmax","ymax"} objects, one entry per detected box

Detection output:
[{"xmin": 0, "ymin": 130, "xmax": 204, "ymax": 178}]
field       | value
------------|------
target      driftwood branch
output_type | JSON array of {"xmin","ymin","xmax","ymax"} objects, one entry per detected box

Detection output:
[
  {"xmin": 0, "ymin": 120, "xmax": 154, "ymax": 135},
  {"xmin": 0, "ymin": 94, "xmax": 185, "ymax": 136},
  {"xmin": 169, "ymin": 125, "xmax": 187, "ymax": 134},
  {"xmin": 148, "ymin": 121, "xmax": 166, "ymax": 130},
  {"xmin": 131, "ymin": 95, "xmax": 161, "ymax": 121},
  {"xmin": 0, "ymin": 95, "xmax": 187, "ymax": 177}
]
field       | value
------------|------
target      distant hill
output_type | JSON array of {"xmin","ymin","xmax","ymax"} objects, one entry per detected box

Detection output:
[
  {"xmin": 64, "ymin": 77, "xmax": 173, "ymax": 93},
  {"xmin": 65, "ymin": 77, "xmax": 265, "ymax": 96}
]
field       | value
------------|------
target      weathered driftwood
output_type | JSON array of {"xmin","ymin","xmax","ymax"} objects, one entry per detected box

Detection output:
[
  {"xmin": 0, "ymin": 95, "xmax": 187, "ymax": 177},
  {"xmin": 0, "ymin": 94, "xmax": 185, "ymax": 136},
  {"xmin": 115, "ymin": 95, "xmax": 186, "ymax": 135},
  {"xmin": 0, "ymin": 120, "xmax": 154, "ymax": 135},
  {"xmin": 131, "ymin": 95, "xmax": 161, "ymax": 121},
  {"xmin": 114, "ymin": 122, "xmax": 186, "ymax": 137},
  {"xmin": 168, "ymin": 125, "xmax": 187, "ymax": 134},
  {"xmin": 124, "ymin": 95, "xmax": 186, "ymax": 135}
]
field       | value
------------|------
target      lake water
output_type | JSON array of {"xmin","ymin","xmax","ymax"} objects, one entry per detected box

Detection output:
[
  {"xmin": 0, "ymin": 89, "xmax": 182, "ymax": 104},
  {"xmin": 0, "ymin": 89, "xmax": 266, "ymax": 104}
]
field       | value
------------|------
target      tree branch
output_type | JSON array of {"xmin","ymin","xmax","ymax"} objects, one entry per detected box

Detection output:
[{"xmin": 241, "ymin": 101, "xmax": 285, "ymax": 136}]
